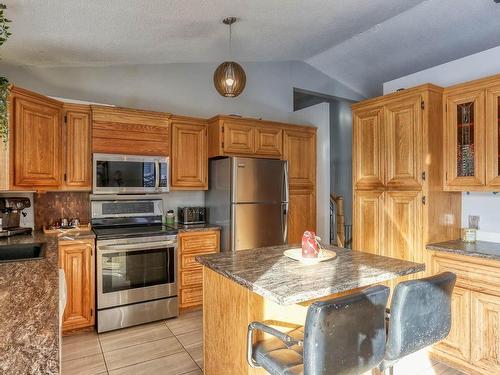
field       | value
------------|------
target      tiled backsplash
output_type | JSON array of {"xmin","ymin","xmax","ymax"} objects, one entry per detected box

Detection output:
[{"xmin": 34, "ymin": 192, "xmax": 90, "ymax": 229}]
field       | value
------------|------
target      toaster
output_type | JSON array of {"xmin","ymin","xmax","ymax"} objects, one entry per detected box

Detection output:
[{"xmin": 177, "ymin": 207, "xmax": 207, "ymax": 224}]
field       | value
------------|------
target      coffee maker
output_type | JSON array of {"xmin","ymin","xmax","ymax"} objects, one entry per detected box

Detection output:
[{"xmin": 0, "ymin": 197, "xmax": 33, "ymax": 237}]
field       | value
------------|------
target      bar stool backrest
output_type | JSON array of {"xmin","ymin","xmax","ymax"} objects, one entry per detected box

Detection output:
[
  {"xmin": 385, "ymin": 272, "xmax": 457, "ymax": 363},
  {"xmin": 303, "ymin": 285, "xmax": 390, "ymax": 375}
]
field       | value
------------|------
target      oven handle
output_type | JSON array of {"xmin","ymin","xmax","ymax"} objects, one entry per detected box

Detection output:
[{"xmin": 98, "ymin": 241, "xmax": 176, "ymax": 253}]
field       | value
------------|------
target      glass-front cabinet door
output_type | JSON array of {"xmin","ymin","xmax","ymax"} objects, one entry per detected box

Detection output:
[
  {"xmin": 444, "ymin": 89, "xmax": 485, "ymax": 189},
  {"xmin": 486, "ymin": 85, "xmax": 500, "ymax": 187}
]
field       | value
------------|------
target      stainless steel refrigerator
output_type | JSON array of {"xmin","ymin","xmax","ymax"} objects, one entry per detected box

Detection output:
[{"xmin": 206, "ymin": 157, "xmax": 289, "ymax": 251}]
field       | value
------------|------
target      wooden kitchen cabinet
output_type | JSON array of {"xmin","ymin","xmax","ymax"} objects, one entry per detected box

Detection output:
[
  {"xmin": 170, "ymin": 115, "xmax": 208, "ymax": 190},
  {"xmin": 59, "ymin": 239, "xmax": 95, "ymax": 333},
  {"xmin": 178, "ymin": 230, "xmax": 220, "ymax": 310},
  {"xmin": 92, "ymin": 105, "xmax": 170, "ymax": 156},
  {"xmin": 435, "ymin": 286, "xmax": 471, "ymax": 363},
  {"xmin": 442, "ymin": 74, "xmax": 500, "ymax": 191},
  {"xmin": 255, "ymin": 125, "xmax": 282, "ymax": 157},
  {"xmin": 283, "ymin": 129, "xmax": 316, "ymax": 189},
  {"xmin": 62, "ymin": 104, "xmax": 92, "ymax": 190},
  {"xmin": 485, "ymin": 83, "xmax": 500, "ymax": 187},
  {"xmin": 444, "ymin": 88, "xmax": 486, "ymax": 189},
  {"xmin": 385, "ymin": 96, "xmax": 423, "ymax": 190},
  {"xmin": 287, "ymin": 189, "xmax": 316, "ymax": 244},
  {"xmin": 352, "ymin": 84, "xmax": 461, "ymax": 280},
  {"xmin": 352, "ymin": 190, "xmax": 384, "ymax": 255},
  {"xmin": 8, "ymin": 86, "xmax": 64, "ymax": 189},
  {"xmin": 222, "ymin": 121, "xmax": 255, "ymax": 155},
  {"xmin": 352, "ymin": 107, "xmax": 384, "ymax": 190},
  {"xmin": 385, "ymin": 190, "xmax": 422, "ymax": 264},
  {"xmin": 471, "ymin": 292, "xmax": 500, "ymax": 373},
  {"xmin": 431, "ymin": 252, "xmax": 500, "ymax": 374}
]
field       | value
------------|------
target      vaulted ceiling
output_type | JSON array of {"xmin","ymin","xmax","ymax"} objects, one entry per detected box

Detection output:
[{"xmin": 2, "ymin": 0, "xmax": 500, "ymax": 96}]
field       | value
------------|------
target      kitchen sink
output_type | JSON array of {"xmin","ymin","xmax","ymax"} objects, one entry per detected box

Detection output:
[{"xmin": 0, "ymin": 243, "xmax": 46, "ymax": 263}]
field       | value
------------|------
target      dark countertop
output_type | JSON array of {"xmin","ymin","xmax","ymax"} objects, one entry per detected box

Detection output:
[
  {"xmin": 196, "ymin": 243, "xmax": 425, "ymax": 305},
  {"xmin": 166, "ymin": 223, "xmax": 221, "ymax": 233},
  {"xmin": 427, "ymin": 239, "xmax": 500, "ymax": 261},
  {"xmin": 0, "ymin": 230, "xmax": 95, "ymax": 374},
  {"xmin": 0, "ymin": 231, "xmax": 60, "ymax": 374}
]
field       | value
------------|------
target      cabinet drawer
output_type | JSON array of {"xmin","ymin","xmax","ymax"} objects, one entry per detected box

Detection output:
[
  {"xmin": 181, "ymin": 269, "xmax": 202, "ymax": 287},
  {"xmin": 433, "ymin": 254, "xmax": 500, "ymax": 296},
  {"xmin": 181, "ymin": 253, "xmax": 202, "ymax": 269},
  {"xmin": 180, "ymin": 231, "xmax": 219, "ymax": 254},
  {"xmin": 180, "ymin": 286, "xmax": 203, "ymax": 307}
]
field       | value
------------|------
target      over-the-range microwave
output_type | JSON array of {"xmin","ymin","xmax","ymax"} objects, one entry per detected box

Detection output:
[{"xmin": 93, "ymin": 153, "xmax": 169, "ymax": 194}]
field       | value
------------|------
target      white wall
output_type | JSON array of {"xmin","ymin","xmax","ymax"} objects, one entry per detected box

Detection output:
[
  {"xmin": 383, "ymin": 46, "xmax": 500, "ymax": 241},
  {"xmin": 289, "ymin": 102, "xmax": 330, "ymax": 241}
]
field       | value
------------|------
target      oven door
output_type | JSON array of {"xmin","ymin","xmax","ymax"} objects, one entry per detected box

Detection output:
[
  {"xmin": 97, "ymin": 238, "xmax": 177, "ymax": 309},
  {"xmin": 93, "ymin": 153, "xmax": 169, "ymax": 194}
]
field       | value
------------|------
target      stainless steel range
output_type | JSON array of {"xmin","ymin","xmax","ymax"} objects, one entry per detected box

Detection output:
[{"xmin": 92, "ymin": 198, "xmax": 178, "ymax": 333}]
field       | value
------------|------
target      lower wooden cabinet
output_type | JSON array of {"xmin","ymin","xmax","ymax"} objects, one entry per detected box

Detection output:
[
  {"xmin": 471, "ymin": 292, "xmax": 500, "ymax": 373},
  {"xmin": 178, "ymin": 230, "xmax": 220, "ymax": 310},
  {"xmin": 431, "ymin": 252, "xmax": 500, "ymax": 374},
  {"xmin": 288, "ymin": 189, "xmax": 316, "ymax": 244},
  {"xmin": 59, "ymin": 239, "xmax": 95, "ymax": 333}
]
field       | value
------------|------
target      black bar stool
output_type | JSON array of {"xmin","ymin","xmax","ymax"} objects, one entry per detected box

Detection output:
[
  {"xmin": 247, "ymin": 285, "xmax": 390, "ymax": 375},
  {"xmin": 380, "ymin": 272, "xmax": 457, "ymax": 374}
]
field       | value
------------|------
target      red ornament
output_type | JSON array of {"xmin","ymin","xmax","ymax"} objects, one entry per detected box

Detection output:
[{"xmin": 301, "ymin": 231, "xmax": 319, "ymax": 258}]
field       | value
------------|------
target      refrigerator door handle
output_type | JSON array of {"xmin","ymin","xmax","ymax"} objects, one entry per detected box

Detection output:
[
  {"xmin": 282, "ymin": 202, "xmax": 288, "ymax": 244},
  {"xmin": 283, "ymin": 162, "xmax": 289, "ymax": 203}
]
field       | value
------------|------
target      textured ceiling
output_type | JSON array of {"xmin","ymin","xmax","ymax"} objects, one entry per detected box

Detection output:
[{"xmin": 1, "ymin": 0, "xmax": 500, "ymax": 96}]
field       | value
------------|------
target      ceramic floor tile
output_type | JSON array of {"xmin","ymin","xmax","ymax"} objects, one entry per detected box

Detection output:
[
  {"xmin": 190, "ymin": 347, "xmax": 203, "ymax": 369},
  {"xmin": 103, "ymin": 336, "xmax": 184, "ymax": 371},
  {"xmin": 107, "ymin": 351, "xmax": 199, "ymax": 375},
  {"xmin": 62, "ymin": 332, "xmax": 102, "ymax": 362},
  {"xmin": 181, "ymin": 370, "xmax": 203, "ymax": 375},
  {"xmin": 99, "ymin": 321, "xmax": 173, "ymax": 353},
  {"xmin": 176, "ymin": 329, "xmax": 202, "ymax": 349},
  {"xmin": 166, "ymin": 312, "xmax": 203, "ymax": 336},
  {"xmin": 61, "ymin": 353, "xmax": 107, "ymax": 375}
]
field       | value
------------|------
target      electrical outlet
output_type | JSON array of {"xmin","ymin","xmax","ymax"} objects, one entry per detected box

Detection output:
[{"xmin": 468, "ymin": 215, "xmax": 480, "ymax": 230}]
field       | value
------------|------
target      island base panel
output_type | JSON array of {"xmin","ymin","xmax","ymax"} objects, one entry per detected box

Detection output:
[{"xmin": 202, "ymin": 267, "xmax": 371, "ymax": 375}]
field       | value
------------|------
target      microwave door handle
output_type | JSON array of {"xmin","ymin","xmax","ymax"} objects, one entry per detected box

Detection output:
[{"xmin": 155, "ymin": 161, "xmax": 160, "ymax": 190}]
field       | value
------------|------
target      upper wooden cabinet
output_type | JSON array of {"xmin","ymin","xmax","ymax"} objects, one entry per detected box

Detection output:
[
  {"xmin": 92, "ymin": 106, "xmax": 170, "ymax": 156},
  {"xmin": 353, "ymin": 107, "xmax": 384, "ymax": 190},
  {"xmin": 353, "ymin": 92, "xmax": 426, "ymax": 191},
  {"xmin": 62, "ymin": 104, "xmax": 92, "ymax": 190},
  {"xmin": 443, "ymin": 74, "xmax": 500, "ymax": 191},
  {"xmin": 207, "ymin": 116, "xmax": 291, "ymax": 159},
  {"xmin": 385, "ymin": 96, "xmax": 423, "ymax": 190},
  {"xmin": 9, "ymin": 86, "xmax": 64, "ymax": 189},
  {"xmin": 170, "ymin": 115, "xmax": 208, "ymax": 190},
  {"xmin": 485, "ymin": 83, "xmax": 500, "ymax": 188},
  {"xmin": 444, "ymin": 89, "xmax": 485, "ymax": 189},
  {"xmin": 283, "ymin": 129, "xmax": 316, "ymax": 189},
  {"xmin": 255, "ymin": 126, "xmax": 282, "ymax": 157}
]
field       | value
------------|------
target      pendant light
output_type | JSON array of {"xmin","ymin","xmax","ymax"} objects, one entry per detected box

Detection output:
[{"xmin": 213, "ymin": 17, "xmax": 246, "ymax": 97}]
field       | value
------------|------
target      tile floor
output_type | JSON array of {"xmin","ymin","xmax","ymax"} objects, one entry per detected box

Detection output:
[{"xmin": 62, "ymin": 309, "xmax": 468, "ymax": 375}]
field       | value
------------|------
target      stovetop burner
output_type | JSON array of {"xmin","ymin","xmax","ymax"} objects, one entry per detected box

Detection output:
[{"xmin": 93, "ymin": 225, "xmax": 178, "ymax": 240}]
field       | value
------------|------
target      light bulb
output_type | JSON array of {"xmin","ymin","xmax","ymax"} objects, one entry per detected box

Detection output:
[{"xmin": 225, "ymin": 78, "xmax": 235, "ymax": 86}]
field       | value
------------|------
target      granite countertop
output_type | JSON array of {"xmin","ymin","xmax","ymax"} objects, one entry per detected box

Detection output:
[
  {"xmin": 427, "ymin": 239, "xmax": 500, "ymax": 261},
  {"xmin": 0, "ymin": 231, "xmax": 61, "ymax": 374},
  {"xmin": 166, "ymin": 223, "xmax": 221, "ymax": 233},
  {"xmin": 196, "ymin": 243, "xmax": 425, "ymax": 305}
]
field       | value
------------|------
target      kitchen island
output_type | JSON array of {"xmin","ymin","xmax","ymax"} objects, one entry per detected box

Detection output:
[{"xmin": 196, "ymin": 243, "xmax": 425, "ymax": 375}]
